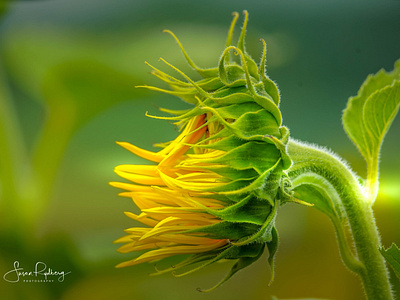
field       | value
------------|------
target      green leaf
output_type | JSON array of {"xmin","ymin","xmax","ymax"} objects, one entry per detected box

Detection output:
[
  {"xmin": 380, "ymin": 243, "xmax": 400, "ymax": 280},
  {"xmin": 342, "ymin": 60, "xmax": 400, "ymax": 203}
]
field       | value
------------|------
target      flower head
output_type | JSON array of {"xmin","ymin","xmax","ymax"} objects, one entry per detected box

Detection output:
[{"xmin": 111, "ymin": 11, "xmax": 292, "ymax": 291}]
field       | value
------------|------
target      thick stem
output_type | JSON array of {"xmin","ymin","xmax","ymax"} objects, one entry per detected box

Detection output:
[{"xmin": 287, "ymin": 139, "xmax": 393, "ymax": 300}]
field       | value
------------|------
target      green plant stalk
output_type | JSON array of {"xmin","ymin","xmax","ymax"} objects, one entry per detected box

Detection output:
[
  {"xmin": 30, "ymin": 96, "xmax": 76, "ymax": 233},
  {"xmin": 0, "ymin": 62, "xmax": 28, "ymax": 235},
  {"xmin": 366, "ymin": 157, "xmax": 379, "ymax": 205},
  {"xmin": 287, "ymin": 139, "xmax": 393, "ymax": 300},
  {"xmin": 0, "ymin": 60, "xmax": 75, "ymax": 244}
]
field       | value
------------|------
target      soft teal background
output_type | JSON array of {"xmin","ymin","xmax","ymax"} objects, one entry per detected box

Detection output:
[{"xmin": 0, "ymin": 0, "xmax": 399, "ymax": 299}]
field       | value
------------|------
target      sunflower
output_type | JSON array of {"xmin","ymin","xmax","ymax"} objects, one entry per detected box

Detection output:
[{"xmin": 110, "ymin": 11, "xmax": 292, "ymax": 290}]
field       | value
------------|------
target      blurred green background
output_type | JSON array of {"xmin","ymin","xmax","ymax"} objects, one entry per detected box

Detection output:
[{"xmin": 0, "ymin": 0, "xmax": 399, "ymax": 299}]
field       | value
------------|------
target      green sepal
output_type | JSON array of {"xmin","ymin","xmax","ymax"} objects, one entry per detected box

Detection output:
[
  {"xmin": 145, "ymin": 61, "xmax": 223, "ymax": 92},
  {"xmin": 162, "ymin": 29, "xmax": 220, "ymax": 79},
  {"xmin": 192, "ymin": 77, "xmax": 224, "ymax": 91},
  {"xmin": 162, "ymin": 72, "xmax": 223, "ymax": 92},
  {"xmin": 166, "ymin": 243, "xmax": 264, "ymax": 285},
  {"xmin": 254, "ymin": 163, "xmax": 283, "ymax": 203},
  {"xmin": 201, "ymin": 104, "xmax": 281, "ymax": 141},
  {"xmin": 231, "ymin": 199, "xmax": 278, "ymax": 245},
  {"xmin": 250, "ymin": 91, "xmax": 282, "ymax": 127},
  {"xmin": 253, "ymin": 81, "xmax": 275, "ymax": 103},
  {"xmin": 203, "ymin": 166, "xmax": 259, "ymax": 181},
  {"xmin": 200, "ymin": 194, "xmax": 272, "ymax": 225},
  {"xmin": 157, "ymin": 107, "xmax": 193, "ymax": 118},
  {"xmin": 151, "ymin": 247, "xmax": 226, "ymax": 276},
  {"xmin": 196, "ymin": 98, "xmax": 281, "ymax": 142},
  {"xmin": 257, "ymin": 38, "xmax": 281, "ymax": 106},
  {"xmin": 195, "ymin": 134, "xmax": 245, "ymax": 151},
  {"xmin": 203, "ymin": 141, "xmax": 281, "ymax": 174},
  {"xmin": 138, "ymin": 84, "xmax": 199, "ymax": 104},
  {"xmin": 200, "ymin": 193, "xmax": 242, "ymax": 204},
  {"xmin": 211, "ymin": 101, "xmax": 264, "ymax": 120},
  {"xmin": 228, "ymin": 108, "xmax": 281, "ymax": 139},
  {"xmin": 276, "ymin": 174, "xmax": 294, "ymax": 204},
  {"xmin": 243, "ymin": 54, "xmax": 260, "ymax": 81},
  {"xmin": 267, "ymin": 128, "xmax": 292, "ymax": 170},
  {"xmin": 218, "ymin": 59, "xmax": 248, "ymax": 88},
  {"xmin": 216, "ymin": 159, "xmax": 282, "ymax": 206},
  {"xmin": 205, "ymin": 177, "xmax": 257, "ymax": 193},
  {"xmin": 208, "ymin": 87, "xmax": 256, "ymax": 105},
  {"xmin": 235, "ymin": 10, "xmax": 260, "ymax": 82},
  {"xmin": 217, "ymin": 47, "xmax": 282, "ymax": 125},
  {"xmin": 380, "ymin": 243, "xmax": 400, "ymax": 280},
  {"xmin": 146, "ymin": 106, "xmax": 202, "ymax": 125},
  {"xmin": 172, "ymin": 246, "xmax": 232, "ymax": 277},
  {"xmin": 198, "ymin": 243, "xmax": 265, "ymax": 292},
  {"xmin": 260, "ymin": 75, "xmax": 280, "ymax": 105},
  {"xmin": 184, "ymin": 220, "xmax": 260, "ymax": 240},
  {"xmin": 153, "ymin": 243, "xmax": 255, "ymax": 278}
]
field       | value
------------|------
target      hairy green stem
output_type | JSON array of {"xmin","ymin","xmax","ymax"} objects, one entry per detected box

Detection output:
[
  {"xmin": 287, "ymin": 139, "xmax": 393, "ymax": 300},
  {"xmin": 331, "ymin": 215, "xmax": 365, "ymax": 274}
]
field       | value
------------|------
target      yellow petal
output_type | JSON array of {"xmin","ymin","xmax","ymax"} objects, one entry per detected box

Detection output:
[
  {"xmin": 115, "ymin": 170, "xmax": 165, "ymax": 186},
  {"xmin": 117, "ymin": 142, "xmax": 165, "ymax": 162},
  {"xmin": 109, "ymin": 181, "xmax": 152, "ymax": 192},
  {"xmin": 124, "ymin": 211, "xmax": 158, "ymax": 227},
  {"xmin": 115, "ymin": 164, "xmax": 158, "ymax": 177},
  {"xmin": 139, "ymin": 225, "xmax": 200, "ymax": 241},
  {"xmin": 117, "ymin": 241, "xmax": 172, "ymax": 253},
  {"xmin": 159, "ymin": 171, "xmax": 224, "ymax": 191}
]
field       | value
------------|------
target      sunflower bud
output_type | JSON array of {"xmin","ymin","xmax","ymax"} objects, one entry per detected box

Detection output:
[{"xmin": 111, "ymin": 11, "xmax": 292, "ymax": 291}]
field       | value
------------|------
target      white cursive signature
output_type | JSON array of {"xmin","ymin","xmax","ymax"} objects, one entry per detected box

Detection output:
[{"xmin": 3, "ymin": 261, "xmax": 71, "ymax": 283}]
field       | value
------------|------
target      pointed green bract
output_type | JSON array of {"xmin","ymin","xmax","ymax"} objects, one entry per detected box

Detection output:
[
  {"xmin": 198, "ymin": 243, "xmax": 265, "ymax": 292},
  {"xmin": 204, "ymin": 141, "xmax": 281, "ymax": 174},
  {"xmin": 197, "ymin": 194, "xmax": 273, "ymax": 225},
  {"xmin": 343, "ymin": 60, "xmax": 400, "ymax": 204},
  {"xmin": 185, "ymin": 221, "xmax": 261, "ymax": 240}
]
